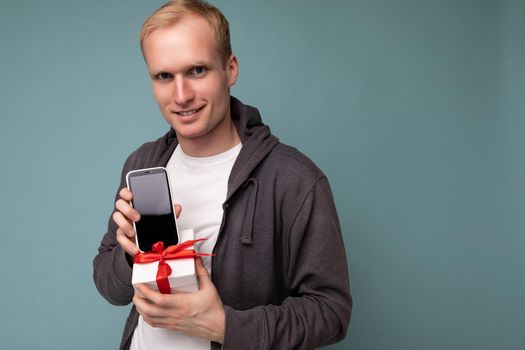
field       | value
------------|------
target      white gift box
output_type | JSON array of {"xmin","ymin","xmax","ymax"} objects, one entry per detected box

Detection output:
[{"xmin": 132, "ymin": 229, "xmax": 198, "ymax": 293}]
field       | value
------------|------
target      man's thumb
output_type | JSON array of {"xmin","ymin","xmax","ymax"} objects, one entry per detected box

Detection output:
[{"xmin": 195, "ymin": 257, "xmax": 210, "ymax": 286}]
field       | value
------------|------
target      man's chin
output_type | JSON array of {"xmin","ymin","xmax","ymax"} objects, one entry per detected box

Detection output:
[{"xmin": 170, "ymin": 125, "xmax": 207, "ymax": 141}]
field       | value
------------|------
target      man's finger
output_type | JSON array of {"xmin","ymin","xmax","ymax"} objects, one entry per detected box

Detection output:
[
  {"xmin": 119, "ymin": 187, "xmax": 133, "ymax": 201},
  {"xmin": 135, "ymin": 283, "xmax": 174, "ymax": 307},
  {"xmin": 133, "ymin": 293, "xmax": 171, "ymax": 318},
  {"xmin": 174, "ymin": 204, "xmax": 182, "ymax": 219},
  {"xmin": 195, "ymin": 257, "xmax": 211, "ymax": 288},
  {"xmin": 112, "ymin": 211, "xmax": 135, "ymax": 237},
  {"xmin": 115, "ymin": 199, "xmax": 140, "ymax": 222},
  {"xmin": 116, "ymin": 228, "xmax": 139, "ymax": 256}
]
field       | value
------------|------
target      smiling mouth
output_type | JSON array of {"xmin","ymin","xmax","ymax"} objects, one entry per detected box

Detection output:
[{"xmin": 174, "ymin": 106, "xmax": 204, "ymax": 116}]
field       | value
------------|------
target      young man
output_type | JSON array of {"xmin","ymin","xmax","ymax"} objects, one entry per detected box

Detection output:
[{"xmin": 93, "ymin": 1, "xmax": 352, "ymax": 349}]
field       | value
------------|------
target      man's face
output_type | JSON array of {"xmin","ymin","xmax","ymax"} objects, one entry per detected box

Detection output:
[{"xmin": 142, "ymin": 15, "xmax": 238, "ymax": 149}]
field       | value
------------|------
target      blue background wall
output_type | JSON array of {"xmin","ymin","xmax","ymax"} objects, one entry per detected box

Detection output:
[{"xmin": 1, "ymin": 0, "xmax": 523, "ymax": 349}]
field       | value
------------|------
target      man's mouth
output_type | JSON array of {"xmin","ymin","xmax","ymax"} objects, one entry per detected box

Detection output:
[{"xmin": 174, "ymin": 106, "xmax": 204, "ymax": 116}]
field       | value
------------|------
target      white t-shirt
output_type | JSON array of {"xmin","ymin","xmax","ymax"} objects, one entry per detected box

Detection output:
[{"xmin": 130, "ymin": 142, "xmax": 241, "ymax": 350}]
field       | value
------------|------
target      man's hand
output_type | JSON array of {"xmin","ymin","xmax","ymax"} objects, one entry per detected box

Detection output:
[
  {"xmin": 133, "ymin": 257, "xmax": 226, "ymax": 344},
  {"xmin": 112, "ymin": 187, "xmax": 181, "ymax": 256}
]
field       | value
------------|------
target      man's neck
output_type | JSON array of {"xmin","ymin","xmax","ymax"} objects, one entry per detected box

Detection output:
[{"xmin": 177, "ymin": 117, "xmax": 240, "ymax": 157}]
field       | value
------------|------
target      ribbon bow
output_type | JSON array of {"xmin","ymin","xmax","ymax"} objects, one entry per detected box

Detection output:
[{"xmin": 134, "ymin": 239, "xmax": 212, "ymax": 294}]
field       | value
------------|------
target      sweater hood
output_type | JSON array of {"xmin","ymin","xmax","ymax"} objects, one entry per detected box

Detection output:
[
  {"xmin": 224, "ymin": 97, "xmax": 279, "ymax": 247},
  {"xmin": 226, "ymin": 96, "xmax": 279, "ymax": 201}
]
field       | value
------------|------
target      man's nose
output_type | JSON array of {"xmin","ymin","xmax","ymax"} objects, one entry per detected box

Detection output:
[{"xmin": 172, "ymin": 77, "xmax": 195, "ymax": 105}]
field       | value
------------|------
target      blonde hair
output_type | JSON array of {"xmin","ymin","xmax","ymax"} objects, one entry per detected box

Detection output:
[{"xmin": 140, "ymin": 0, "xmax": 232, "ymax": 66}]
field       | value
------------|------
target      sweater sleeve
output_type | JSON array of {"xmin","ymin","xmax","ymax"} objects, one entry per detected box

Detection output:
[
  {"xmin": 221, "ymin": 178, "xmax": 352, "ymax": 349},
  {"xmin": 92, "ymin": 153, "xmax": 137, "ymax": 306}
]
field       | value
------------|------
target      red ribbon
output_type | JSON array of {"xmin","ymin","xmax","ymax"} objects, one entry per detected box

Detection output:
[{"xmin": 133, "ymin": 239, "xmax": 212, "ymax": 294}]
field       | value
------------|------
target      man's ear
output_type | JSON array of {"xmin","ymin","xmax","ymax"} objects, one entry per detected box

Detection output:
[{"xmin": 226, "ymin": 54, "xmax": 239, "ymax": 87}]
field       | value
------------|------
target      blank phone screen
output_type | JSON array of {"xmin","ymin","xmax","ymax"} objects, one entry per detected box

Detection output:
[{"xmin": 128, "ymin": 170, "xmax": 179, "ymax": 252}]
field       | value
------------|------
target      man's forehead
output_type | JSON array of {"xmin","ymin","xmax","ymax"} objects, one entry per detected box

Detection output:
[
  {"xmin": 143, "ymin": 16, "xmax": 220, "ymax": 64},
  {"xmin": 144, "ymin": 22, "xmax": 221, "ymax": 73},
  {"xmin": 145, "ymin": 15, "xmax": 216, "ymax": 48}
]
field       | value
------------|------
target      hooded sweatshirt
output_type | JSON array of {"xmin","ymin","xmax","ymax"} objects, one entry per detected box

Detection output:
[{"xmin": 93, "ymin": 96, "xmax": 352, "ymax": 350}]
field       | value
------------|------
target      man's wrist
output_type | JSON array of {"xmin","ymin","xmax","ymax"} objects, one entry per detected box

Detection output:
[{"xmin": 213, "ymin": 307, "xmax": 226, "ymax": 344}]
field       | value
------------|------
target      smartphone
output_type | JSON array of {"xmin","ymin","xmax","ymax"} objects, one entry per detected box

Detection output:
[{"xmin": 125, "ymin": 167, "xmax": 180, "ymax": 252}]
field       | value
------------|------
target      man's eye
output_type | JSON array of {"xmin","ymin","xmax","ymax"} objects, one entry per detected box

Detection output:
[
  {"xmin": 190, "ymin": 66, "xmax": 207, "ymax": 76},
  {"xmin": 156, "ymin": 72, "xmax": 172, "ymax": 80}
]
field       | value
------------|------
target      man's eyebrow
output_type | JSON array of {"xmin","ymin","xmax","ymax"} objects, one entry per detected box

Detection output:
[
  {"xmin": 148, "ymin": 60, "xmax": 216, "ymax": 77},
  {"xmin": 148, "ymin": 69, "xmax": 167, "ymax": 76},
  {"xmin": 190, "ymin": 60, "xmax": 212, "ymax": 67}
]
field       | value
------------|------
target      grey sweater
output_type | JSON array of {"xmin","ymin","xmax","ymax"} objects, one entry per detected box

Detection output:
[{"xmin": 93, "ymin": 97, "xmax": 352, "ymax": 349}]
